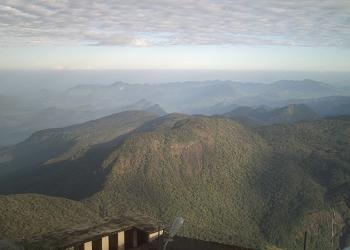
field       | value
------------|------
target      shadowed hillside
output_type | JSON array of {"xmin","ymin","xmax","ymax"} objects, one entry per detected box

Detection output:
[{"xmin": 0, "ymin": 110, "xmax": 159, "ymax": 176}]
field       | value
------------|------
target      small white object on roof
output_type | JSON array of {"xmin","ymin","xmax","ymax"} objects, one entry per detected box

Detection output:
[{"xmin": 169, "ymin": 217, "xmax": 184, "ymax": 238}]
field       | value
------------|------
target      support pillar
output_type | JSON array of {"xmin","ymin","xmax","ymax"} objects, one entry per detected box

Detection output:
[
  {"xmin": 118, "ymin": 231, "xmax": 125, "ymax": 250},
  {"xmin": 102, "ymin": 236, "xmax": 109, "ymax": 250},
  {"xmin": 84, "ymin": 241, "xmax": 92, "ymax": 250}
]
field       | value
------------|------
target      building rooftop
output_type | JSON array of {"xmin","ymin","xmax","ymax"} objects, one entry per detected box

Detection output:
[{"xmin": 28, "ymin": 214, "xmax": 165, "ymax": 249}]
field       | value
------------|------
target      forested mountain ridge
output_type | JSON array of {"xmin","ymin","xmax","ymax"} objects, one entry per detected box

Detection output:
[
  {"xmin": 0, "ymin": 194, "xmax": 102, "ymax": 241},
  {"xmin": 0, "ymin": 110, "xmax": 158, "ymax": 176},
  {"xmin": 0, "ymin": 112, "xmax": 349, "ymax": 249},
  {"xmin": 224, "ymin": 104, "xmax": 319, "ymax": 125}
]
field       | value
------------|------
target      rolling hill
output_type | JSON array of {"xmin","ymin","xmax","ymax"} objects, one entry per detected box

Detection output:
[
  {"xmin": 0, "ymin": 110, "xmax": 158, "ymax": 178},
  {"xmin": 0, "ymin": 79, "xmax": 347, "ymax": 147},
  {"xmin": 0, "ymin": 194, "xmax": 102, "ymax": 241},
  {"xmin": 0, "ymin": 112, "xmax": 349, "ymax": 249},
  {"xmin": 301, "ymin": 96, "xmax": 350, "ymax": 117},
  {"xmin": 0, "ymin": 90, "xmax": 167, "ymax": 148},
  {"xmin": 224, "ymin": 104, "xmax": 319, "ymax": 125}
]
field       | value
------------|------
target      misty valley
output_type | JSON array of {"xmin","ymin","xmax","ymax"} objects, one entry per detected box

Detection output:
[{"xmin": 0, "ymin": 78, "xmax": 350, "ymax": 250}]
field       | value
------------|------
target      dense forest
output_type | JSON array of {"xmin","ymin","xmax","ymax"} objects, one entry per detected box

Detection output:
[{"xmin": 0, "ymin": 112, "xmax": 349, "ymax": 249}]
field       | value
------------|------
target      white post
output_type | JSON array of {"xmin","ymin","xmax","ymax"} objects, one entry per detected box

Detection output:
[
  {"xmin": 84, "ymin": 241, "xmax": 92, "ymax": 250},
  {"xmin": 102, "ymin": 236, "xmax": 109, "ymax": 250},
  {"xmin": 118, "ymin": 231, "xmax": 125, "ymax": 250}
]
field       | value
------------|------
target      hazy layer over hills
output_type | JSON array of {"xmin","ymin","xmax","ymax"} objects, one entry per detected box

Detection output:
[
  {"xmin": 61, "ymin": 79, "xmax": 344, "ymax": 113},
  {"xmin": 0, "ymin": 95, "xmax": 165, "ymax": 147},
  {"xmin": 0, "ymin": 110, "xmax": 349, "ymax": 249},
  {"xmin": 1, "ymin": 79, "xmax": 349, "ymax": 147},
  {"xmin": 224, "ymin": 104, "xmax": 319, "ymax": 126}
]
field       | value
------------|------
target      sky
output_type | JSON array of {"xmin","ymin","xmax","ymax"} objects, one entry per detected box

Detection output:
[{"xmin": 0, "ymin": 0, "xmax": 349, "ymax": 71}]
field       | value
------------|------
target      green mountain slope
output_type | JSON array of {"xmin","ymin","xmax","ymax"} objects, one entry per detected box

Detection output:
[
  {"xmin": 88, "ymin": 117, "xmax": 270, "ymax": 248},
  {"xmin": 0, "ymin": 112, "xmax": 349, "ymax": 249},
  {"xmin": 0, "ymin": 194, "xmax": 102, "ymax": 241},
  {"xmin": 257, "ymin": 118, "xmax": 350, "ymax": 249},
  {"xmin": 86, "ymin": 116, "xmax": 350, "ymax": 249},
  {"xmin": 0, "ymin": 110, "xmax": 158, "ymax": 177}
]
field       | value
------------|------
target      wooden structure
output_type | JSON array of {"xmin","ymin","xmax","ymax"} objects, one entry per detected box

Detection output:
[{"xmin": 29, "ymin": 214, "xmax": 165, "ymax": 250}]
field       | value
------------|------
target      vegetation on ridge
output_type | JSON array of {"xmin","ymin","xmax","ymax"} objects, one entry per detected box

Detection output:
[{"xmin": 0, "ymin": 112, "xmax": 349, "ymax": 249}]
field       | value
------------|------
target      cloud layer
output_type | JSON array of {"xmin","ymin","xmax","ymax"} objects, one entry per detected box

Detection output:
[{"xmin": 0, "ymin": 0, "xmax": 349, "ymax": 47}]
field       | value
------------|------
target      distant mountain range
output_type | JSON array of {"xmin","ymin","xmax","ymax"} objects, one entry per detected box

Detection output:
[
  {"xmin": 62, "ymin": 79, "xmax": 345, "ymax": 113},
  {"xmin": 0, "ymin": 79, "xmax": 349, "ymax": 147},
  {"xmin": 0, "ymin": 96, "xmax": 166, "ymax": 147},
  {"xmin": 0, "ymin": 110, "xmax": 349, "ymax": 249}
]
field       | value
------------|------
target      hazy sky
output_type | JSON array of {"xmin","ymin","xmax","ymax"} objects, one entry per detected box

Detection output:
[{"xmin": 0, "ymin": 0, "xmax": 349, "ymax": 71}]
